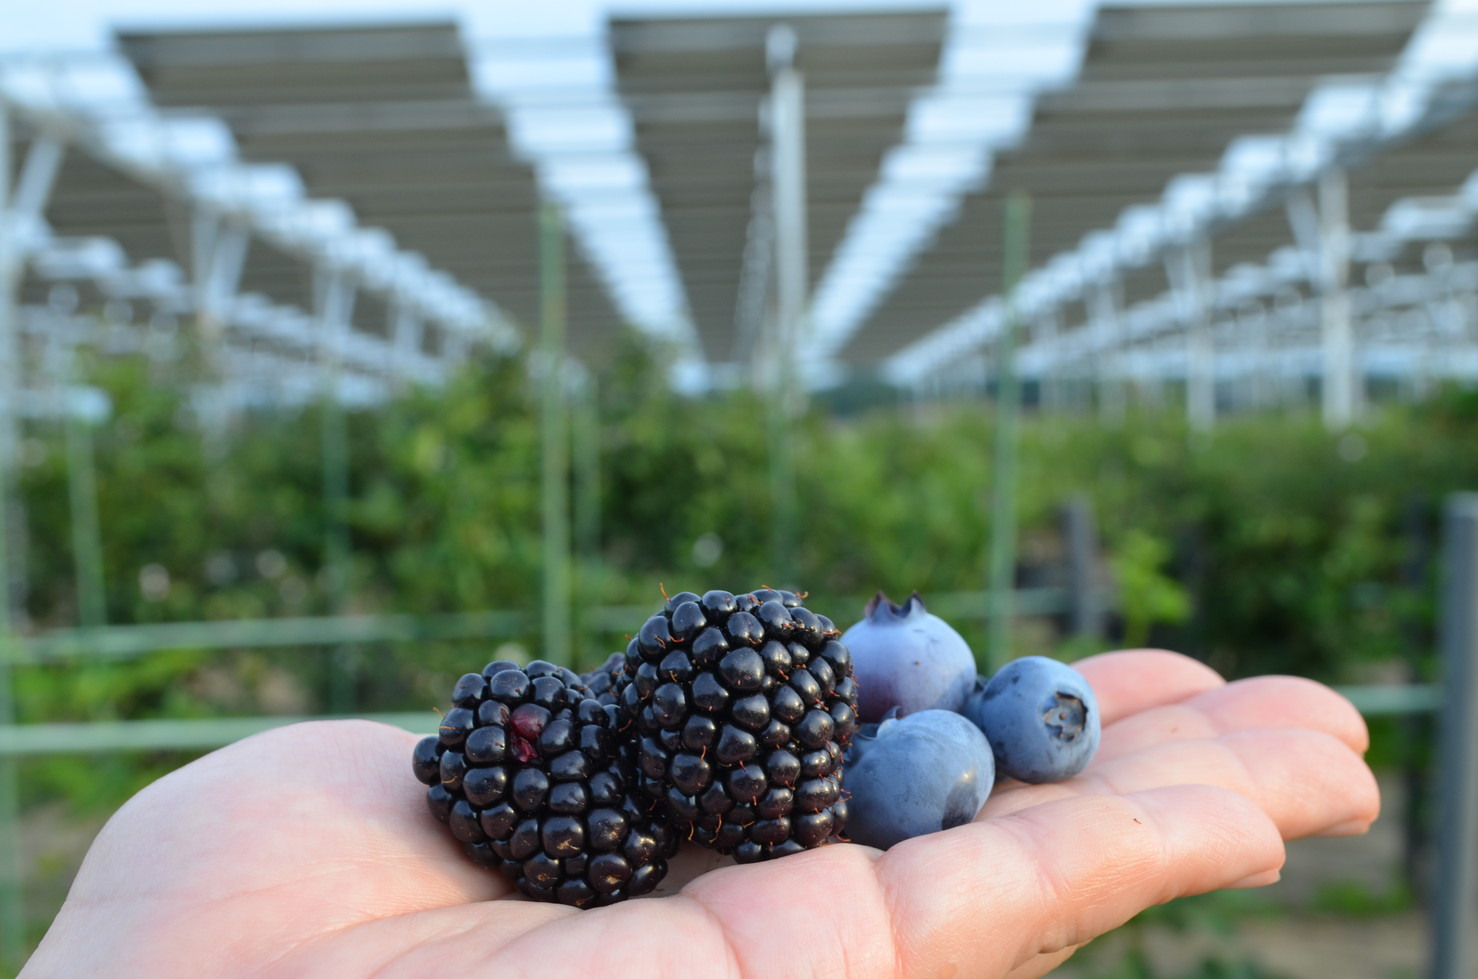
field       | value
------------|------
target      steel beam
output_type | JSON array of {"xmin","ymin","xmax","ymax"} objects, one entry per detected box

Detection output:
[
  {"xmin": 766, "ymin": 24, "xmax": 805, "ymax": 587},
  {"xmin": 314, "ymin": 264, "xmax": 358, "ymax": 710},
  {"xmin": 1167, "ymin": 237, "xmax": 1215, "ymax": 431},
  {"xmin": 10, "ymin": 133, "xmax": 65, "ymax": 230},
  {"xmin": 1317, "ymin": 171, "xmax": 1357, "ymax": 429},
  {"xmin": 1433, "ymin": 493, "xmax": 1478, "ymax": 979},
  {"xmin": 0, "ymin": 99, "xmax": 27, "ymax": 971},
  {"xmin": 1034, "ymin": 307, "xmax": 1062, "ymax": 412},
  {"xmin": 539, "ymin": 203, "xmax": 572, "ymax": 665},
  {"xmin": 1089, "ymin": 277, "xmax": 1127, "ymax": 422},
  {"xmin": 986, "ymin": 193, "xmax": 1031, "ymax": 672},
  {"xmin": 769, "ymin": 26, "xmax": 808, "ymax": 366}
]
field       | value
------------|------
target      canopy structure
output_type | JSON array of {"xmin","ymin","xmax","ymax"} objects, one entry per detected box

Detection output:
[
  {"xmin": 3, "ymin": 0, "xmax": 1478, "ymax": 420},
  {"xmin": 115, "ymin": 21, "xmax": 626, "ymax": 349},
  {"xmin": 608, "ymin": 9, "xmax": 948, "ymax": 366},
  {"xmin": 846, "ymin": 0, "xmax": 1434, "ymax": 362}
]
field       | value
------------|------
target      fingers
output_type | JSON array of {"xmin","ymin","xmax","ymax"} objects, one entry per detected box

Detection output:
[
  {"xmin": 985, "ymin": 726, "xmax": 1380, "ymax": 842},
  {"xmin": 1070, "ymin": 649, "xmax": 1225, "ymax": 726},
  {"xmin": 1095, "ymin": 674, "xmax": 1370, "ymax": 762},
  {"xmin": 889, "ymin": 786, "xmax": 1286, "ymax": 977},
  {"xmin": 660, "ymin": 784, "xmax": 1284, "ymax": 979},
  {"xmin": 379, "ymin": 783, "xmax": 1281, "ymax": 979}
]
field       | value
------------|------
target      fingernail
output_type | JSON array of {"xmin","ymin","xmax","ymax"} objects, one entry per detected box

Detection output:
[
  {"xmin": 1228, "ymin": 869, "xmax": 1281, "ymax": 889},
  {"xmin": 1316, "ymin": 819, "xmax": 1373, "ymax": 838}
]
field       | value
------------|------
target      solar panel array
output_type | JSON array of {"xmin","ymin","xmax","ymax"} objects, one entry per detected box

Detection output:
[{"xmin": 5, "ymin": 0, "xmax": 1477, "ymax": 408}]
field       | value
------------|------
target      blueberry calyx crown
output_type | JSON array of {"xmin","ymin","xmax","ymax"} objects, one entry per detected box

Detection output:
[{"xmin": 862, "ymin": 589, "xmax": 927, "ymax": 624}]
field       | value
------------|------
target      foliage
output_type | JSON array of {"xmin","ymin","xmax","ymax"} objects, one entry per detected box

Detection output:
[
  {"xmin": 9, "ymin": 333, "xmax": 1476, "ymax": 814},
  {"xmin": 7, "ymin": 331, "xmax": 1469, "ymax": 979},
  {"xmin": 1109, "ymin": 528, "xmax": 1192, "ymax": 649},
  {"xmin": 1308, "ymin": 877, "xmax": 1416, "ymax": 918}
]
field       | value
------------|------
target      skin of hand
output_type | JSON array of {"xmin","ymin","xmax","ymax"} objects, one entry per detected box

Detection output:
[{"xmin": 21, "ymin": 649, "xmax": 1379, "ymax": 979}]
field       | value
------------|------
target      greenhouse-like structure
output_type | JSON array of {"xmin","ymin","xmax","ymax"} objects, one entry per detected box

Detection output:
[{"xmin": 3, "ymin": 0, "xmax": 1478, "ymax": 974}]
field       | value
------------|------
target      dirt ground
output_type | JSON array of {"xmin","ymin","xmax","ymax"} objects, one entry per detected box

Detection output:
[{"xmin": 15, "ymin": 775, "xmax": 1432, "ymax": 978}]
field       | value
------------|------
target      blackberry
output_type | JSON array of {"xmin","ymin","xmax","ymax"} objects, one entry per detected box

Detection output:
[
  {"xmin": 580, "ymin": 651, "xmax": 626, "ymax": 707},
  {"xmin": 620, "ymin": 588, "xmax": 860, "ymax": 862},
  {"xmin": 412, "ymin": 659, "xmax": 676, "ymax": 907}
]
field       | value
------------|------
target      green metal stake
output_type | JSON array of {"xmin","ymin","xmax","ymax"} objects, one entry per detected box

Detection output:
[
  {"xmin": 540, "ymin": 204, "xmax": 572, "ymax": 666},
  {"xmin": 767, "ymin": 372, "xmax": 799, "ymax": 590},
  {"xmin": 322, "ymin": 385, "xmax": 353, "ymax": 713},
  {"xmin": 0, "ymin": 98, "xmax": 28, "ymax": 968},
  {"xmin": 0, "ymin": 473, "xmax": 20, "ymax": 972},
  {"xmin": 315, "ymin": 265, "xmax": 356, "ymax": 715},
  {"xmin": 986, "ymin": 193, "xmax": 1032, "ymax": 672},
  {"xmin": 572, "ymin": 379, "xmax": 601, "ymax": 669},
  {"xmin": 65, "ymin": 411, "xmax": 107, "ymax": 630}
]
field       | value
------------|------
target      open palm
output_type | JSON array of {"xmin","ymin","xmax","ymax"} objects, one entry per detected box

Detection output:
[{"xmin": 23, "ymin": 650, "xmax": 1378, "ymax": 979}]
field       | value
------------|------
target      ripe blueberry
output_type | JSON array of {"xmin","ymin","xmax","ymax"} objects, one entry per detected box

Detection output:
[
  {"xmin": 965, "ymin": 655, "xmax": 1101, "ymax": 783},
  {"xmin": 840, "ymin": 591, "xmax": 977, "ymax": 721}
]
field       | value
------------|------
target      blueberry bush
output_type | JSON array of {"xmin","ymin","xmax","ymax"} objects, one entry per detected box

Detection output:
[{"xmin": 10, "ymin": 331, "xmax": 1475, "ymax": 812}]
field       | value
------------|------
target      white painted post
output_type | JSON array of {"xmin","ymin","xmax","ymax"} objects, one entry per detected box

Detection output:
[
  {"xmin": 1090, "ymin": 278, "xmax": 1126, "ymax": 423},
  {"xmin": 1169, "ymin": 238, "xmax": 1215, "ymax": 431},
  {"xmin": 1318, "ymin": 170, "xmax": 1356, "ymax": 429},
  {"xmin": 767, "ymin": 23, "xmax": 806, "ymax": 586},
  {"xmin": 1036, "ymin": 307, "xmax": 1061, "ymax": 412},
  {"xmin": 769, "ymin": 24, "xmax": 807, "ymax": 373}
]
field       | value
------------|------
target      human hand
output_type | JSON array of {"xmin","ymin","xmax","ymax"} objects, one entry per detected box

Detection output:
[{"xmin": 22, "ymin": 650, "xmax": 1378, "ymax": 978}]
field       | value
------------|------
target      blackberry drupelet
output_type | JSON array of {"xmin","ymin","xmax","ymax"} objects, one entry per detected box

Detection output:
[
  {"xmin": 580, "ymin": 651, "xmax": 626, "ymax": 707},
  {"xmin": 411, "ymin": 659, "xmax": 676, "ymax": 907},
  {"xmin": 620, "ymin": 588, "xmax": 860, "ymax": 863}
]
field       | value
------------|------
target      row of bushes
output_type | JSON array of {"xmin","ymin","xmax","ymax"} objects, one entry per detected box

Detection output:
[{"xmin": 9, "ymin": 333, "xmax": 1475, "ymax": 805}]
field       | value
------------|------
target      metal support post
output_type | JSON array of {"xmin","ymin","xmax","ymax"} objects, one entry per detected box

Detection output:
[
  {"xmin": 735, "ymin": 170, "xmax": 774, "ymax": 368},
  {"xmin": 572, "ymin": 378, "xmax": 601, "ymax": 669},
  {"xmin": 1089, "ymin": 278, "xmax": 1126, "ymax": 423},
  {"xmin": 39, "ymin": 311, "xmax": 106, "ymax": 631},
  {"xmin": 389, "ymin": 299, "xmax": 424, "ymax": 387},
  {"xmin": 766, "ymin": 24, "xmax": 805, "ymax": 588},
  {"xmin": 0, "ymin": 99, "xmax": 28, "ymax": 970},
  {"xmin": 190, "ymin": 209, "xmax": 248, "ymax": 462},
  {"xmin": 1243, "ymin": 306, "xmax": 1269, "ymax": 412},
  {"xmin": 986, "ymin": 193, "xmax": 1031, "ymax": 672},
  {"xmin": 1287, "ymin": 173, "xmax": 1358, "ymax": 427},
  {"xmin": 189, "ymin": 208, "xmax": 222, "ymax": 371},
  {"xmin": 10, "ymin": 133, "xmax": 64, "ymax": 230},
  {"xmin": 442, "ymin": 331, "xmax": 468, "ymax": 372},
  {"xmin": 1318, "ymin": 171, "xmax": 1356, "ymax": 429},
  {"xmin": 65, "ymin": 397, "xmax": 106, "ymax": 631},
  {"xmin": 539, "ymin": 204, "xmax": 572, "ymax": 666},
  {"xmin": 1432, "ymin": 493, "xmax": 1478, "ymax": 979},
  {"xmin": 315, "ymin": 264, "xmax": 357, "ymax": 712},
  {"xmin": 1035, "ymin": 308, "xmax": 1061, "ymax": 412},
  {"xmin": 1168, "ymin": 238, "xmax": 1215, "ymax": 432},
  {"xmin": 1061, "ymin": 496, "xmax": 1105, "ymax": 640}
]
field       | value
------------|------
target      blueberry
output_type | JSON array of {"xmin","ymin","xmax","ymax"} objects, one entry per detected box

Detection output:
[
  {"xmin": 965, "ymin": 656, "xmax": 1101, "ymax": 783},
  {"xmin": 842, "ymin": 710, "xmax": 995, "ymax": 850},
  {"xmin": 839, "ymin": 591, "xmax": 977, "ymax": 721}
]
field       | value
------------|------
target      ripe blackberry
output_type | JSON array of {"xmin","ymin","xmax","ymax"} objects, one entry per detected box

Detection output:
[
  {"xmin": 620, "ymin": 588, "xmax": 859, "ymax": 863},
  {"xmin": 580, "ymin": 651, "xmax": 626, "ymax": 707},
  {"xmin": 412, "ymin": 659, "xmax": 676, "ymax": 907}
]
